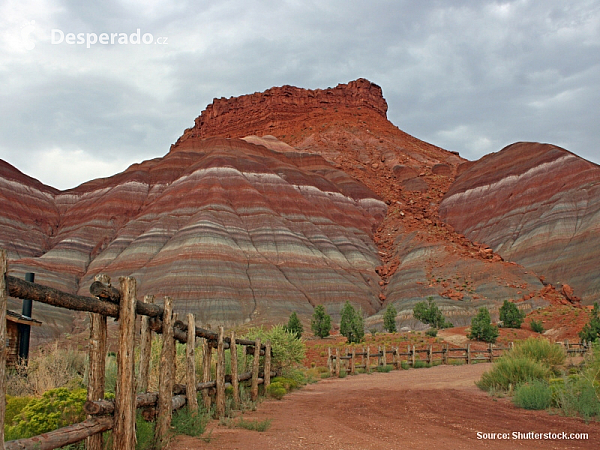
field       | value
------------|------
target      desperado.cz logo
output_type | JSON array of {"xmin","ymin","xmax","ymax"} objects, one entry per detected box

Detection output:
[{"xmin": 51, "ymin": 29, "xmax": 168, "ymax": 48}]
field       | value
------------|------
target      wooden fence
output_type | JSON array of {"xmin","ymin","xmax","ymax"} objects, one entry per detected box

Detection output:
[
  {"xmin": 327, "ymin": 340, "xmax": 591, "ymax": 377},
  {"xmin": 0, "ymin": 249, "xmax": 273, "ymax": 450}
]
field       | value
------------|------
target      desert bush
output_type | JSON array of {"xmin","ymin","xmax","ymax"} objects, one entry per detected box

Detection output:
[
  {"xmin": 266, "ymin": 382, "xmax": 287, "ymax": 400},
  {"xmin": 413, "ymin": 297, "xmax": 452, "ymax": 329},
  {"xmin": 468, "ymin": 308, "xmax": 499, "ymax": 343},
  {"xmin": 171, "ymin": 405, "xmax": 211, "ymax": 437},
  {"xmin": 499, "ymin": 300, "xmax": 525, "ymax": 328},
  {"xmin": 311, "ymin": 305, "xmax": 332, "ymax": 338},
  {"xmin": 425, "ymin": 328, "xmax": 438, "ymax": 338},
  {"xmin": 383, "ymin": 304, "xmax": 398, "ymax": 333},
  {"xmin": 579, "ymin": 302, "xmax": 600, "ymax": 343},
  {"xmin": 413, "ymin": 360, "xmax": 430, "ymax": 369},
  {"xmin": 477, "ymin": 357, "xmax": 549, "ymax": 391},
  {"xmin": 530, "ymin": 319, "xmax": 545, "ymax": 334},
  {"xmin": 510, "ymin": 338, "xmax": 566, "ymax": 370},
  {"xmin": 236, "ymin": 417, "xmax": 272, "ymax": 432},
  {"xmin": 375, "ymin": 365, "xmax": 394, "ymax": 373},
  {"xmin": 5, "ymin": 388, "xmax": 87, "ymax": 440},
  {"xmin": 556, "ymin": 376, "xmax": 600, "ymax": 421},
  {"xmin": 243, "ymin": 325, "xmax": 305, "ymax": 371},
  {"xmin": 284, "ymin": 312, "xmax": 303, "ymax": 339},
  {"xmin": 340, "ymin": 301, "xmax": 365, "ymax": 344},
  {"xmin": 513, "ymin": 379, "xmax": 552, "ymax": 410}
]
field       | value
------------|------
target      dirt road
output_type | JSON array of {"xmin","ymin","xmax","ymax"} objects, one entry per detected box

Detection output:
[{"xmin": 168, "ymin": 364, "xmax": 599, "ymax": 449}]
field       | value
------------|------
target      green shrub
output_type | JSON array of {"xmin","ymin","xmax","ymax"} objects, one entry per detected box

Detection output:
[
  {"xmin": 468, "ymin": 308, "xmax": 499, "ymax": 343},
  {"xmin": 513, "ymin": 379, "xmax": 552, "ymax": 410},
  {"xmin": 5, "ymin": 388, "xmax": 87, "ymax": 440},
  {"xmin": 413, "ymin": 297, "xmax": 452, "ymax": 329},
  {"xmin": 266, "ymin": 382, "xmax": 287, "ymax": 400},
  {"xmin": 579, "ymin": 302, "xmax": 600, "ymax": 343},
  {"xmin": 425, "ymin": 328, "xmax": 438, "ymax": 338},
  {"xmin": 338, "ymin": 369, "xmax": 347, "ymax": 378},
  {"xmin": 271, "ymin": 376, "xmax": 299, "ymax": 391},
  {"xmin": 477, "ymin": 357, "xmax": 549, "ymax": 391},
  {"xmin": 284, "ymin": 312, "xmax": 303, "ymax": 339},
  {"xmin": 375, "ymin": 365, "xmax": 393, "ymax": 373},
  {"xmin": 136, "ymin": 411, "xmax": 155, "ymax": 449},
  {"xmin": 243, "ymin": 325, "xmax": 306, "ymax": 371},
  {"xmin": 400, "ymin": 361, "xmax": 410, "ymax": 370},
  {"xmin": 340, "ymin": 301, "xmax": 365, "ymax": 344},
  {"xmin": 556, "ymin": 376, "xmax": 600, "ymax": 421},
  {"xmin": 383, "ymin": 304, "xmax": 398, "ymax": 333},
  {"xmin": 236, "ymin": 417, "xmax": 272, "ymax": 432},
  {"xmin": 499, "ymin": 300, "xmax": 526, "ymax": 328},
  {"xmin": 311, "ymin": 305, "xmax": 332, "ymax": 338},
  {"xmin": 413, "ymin": 360, "xmax": 430, "ymax": 369},
  {"xmin": 510, "ymin": 338, "xmax": 566, "ymax": 370},
  {"xmin": 530, "ymin": 319, "xmax": 545, "ymax": 334},
  {"xmin": 171, "ymin": 406, "xmax": 210, "ymax": 437},
  {"xmin": 4, "ymin": 395, "xmax": 33, "ymax": 428}
]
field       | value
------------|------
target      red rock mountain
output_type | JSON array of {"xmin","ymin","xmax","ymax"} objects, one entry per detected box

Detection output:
[{"xmin": 1, "ymin": 79, "xmax": 595, "ymax": 340}]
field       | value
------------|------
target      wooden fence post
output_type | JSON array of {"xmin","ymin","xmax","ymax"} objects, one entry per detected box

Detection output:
[
  {"xmin": 230, "ymin": 331, "xmax": 240, "ymax": 409},
  {"xmin": 366, "ymin": 346, "xmax": 370, "ymax": 372},
  {"xmin": 350, "ymin": 347, "xmax": 356, "ymax": 375},
  {"xmin": 0, "ymin": 250, "xmax": 8, "ymax": 450},
  {"xmin": 427, "ymin": 345, "xmax": 432, "ymax": 365},
  {"xmin": 251, "ymin": 337, "xmax": 261, "ymax": 401},
  {"xmin": 264, "ymin": 340, "xmax": 272, "ymax": 389},
  {"xmin": 466, "ymin": 343, "xmax": 471, "ymax": 365},
  {"xmin": 443, "ymin": 344, "xmax": 449, "ymax": 365},
  {"xmin": 241, "ymin": 344, "xmax": 247, "ymax": 372},
  {"xmin": 186, "ymin": 313, "xmax": 199, "ymax": 414},
  {"xmin": 327, "ymin": 347, "xmax": 332, "ymax": 376},
  {"xmin": 138, "ymin": 294, "xmax": 154, "ymax": 393},
  {"xmin": 411, "ymin": 345, "xmax": 415, "ymax": 367},
  {"xmin": 361, "ymin": 347, "xmax": 365, "ymax": 369},
  {"xmin": 488, "ymin": 343, "xmax": 494, "ymax": 363},
  {"xmin": 202, "ymin": 338, "xmax": 212, "ymax": 411},
  {"xmin": 382, "ymin": 344, "xmax": 387, "ymax": 367},
  {"xmin": 335, "ymin": 348, "xmax": 340, "ymax": 377},
  {"xmin": 86, "ymin": 309, "xmax": 107, "ymax": 450},
  {"xmin": 113, "ymin": 277, "xmax": 138, "ymax": 450},
  {"xmin": 216, "ymin": 326, "xmax": 226, "ymax": 418},
  {"xmin": 156, "ymin": 296, "xmax": 175, "ymax": 448}
]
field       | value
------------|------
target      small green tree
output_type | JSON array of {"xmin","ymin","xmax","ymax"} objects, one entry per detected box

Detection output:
[
  {"xmin": 499, "ymin": 300, "xmax": 525, "ymax": 328},
  {"xmin": 284, "ymin": 312, "xmax": 303, "ymax": 339},
  {"xmin": 413, "ymin": 297, "xmax": 452, "ymax": 329},
  {"xmin": 340, "ymin": 301, "xmax": 364, "ymax": 344},
  {"xmin": 383, "ymin": 304, "xmax": 398, "ymax": 333},
  {"xmin": 311, "ymin": 305, "xmax": 332, "ymax": 338},
  {"xmin": 468, "ymin": 307, "xmax": 499, "ymax": 343},
  {"xmin": 579, "ymin": 302, "xmax": 600, "ymax": 343}
]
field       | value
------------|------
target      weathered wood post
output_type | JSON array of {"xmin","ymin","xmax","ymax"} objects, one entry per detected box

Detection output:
[
  {"xmin": 564, "ymin": 339, "xmax": 570, "ymax": 352},
  {"xmin": 327, "ymin": 347, "xmax": 332, "ymax": 376},
  {"xmin": 411, "ymin": 345, "xmax": 415, "ymax": 367},
  {"xmin": 0, "ymin": 250, "xmax": 8, "ymax": 450},
  {"xmin": 350, "ymin": 347, "xmax": 356, "ymax": 375},
  {"xmin": 466, "ymin": 343, "xmax": 471, "ymax": 365},
  {"xmin": 377, "ymin": 346, "xmax": 382, "ymax": 366},
  {"xmin": 264, "ymin": 340, "xmax": 272, "ymax": 389},
  {"xmin": 443, "ymin": 344, "xmax": 449, "ymax": 365},
  {"xmin": 366, "ymin": 346, "xmax": 370, "ymax": 372},
  {"xmin": 335, "ymin": 348, "xmax": 340, "ymax": 377},
  {"xmin": 113, "ymin": 276, "xmax": 138, "ymax": 450},
  {"xmin": 488, "ymin": 342, "xmax": 494, "ymax": 363},
  {"xmin": 361, "ymin": 346, "xmax": 365, "ymax": 369},
  {"xmin": 382, "ymin": 344, "xmax": 387, "ymax": 366},
  {"xmin": 138, "ymin": 294, "xmax": 154, "ymax": 393},
  {"xmin": 202, "ymin": 338, "xmax": 213, "ymax": 411},
  {"xmin": 230, "ymin": 331, "xmax": 240, "ymax": 409},
  {"xmin": 216, "ymin": 326, "xmax": 226, "ymax": 418},
  {"xmin": 428, "ymin": 345, "xmax": 433, "ymax": 365},
  {"xmin": 251, "ymin": 337, "xmax": 261, "ymax": 401},
  {"xmin": 86, "ymin": 290, "xmax": 107, "ymax": 450},
  {"xmin": 156, "ymin": 296, "xmax": 175, "ymax": 447},
  {"xmin": 186, "ymin": 313, "xmax": 199, "ymax": 414}
]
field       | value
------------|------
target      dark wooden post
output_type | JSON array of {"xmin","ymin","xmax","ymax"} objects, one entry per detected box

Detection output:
[
  {"xmin": 230, "ymin": 331, "xmax": 240, "ymax": 409},
  {"xmin": 215, "ymin": 326, "xmax": 226, "ymax": 418},
  {"xmin": 202, "ymin": 338, "xmax": 212, "ymax": 411},
  {"xmin": 186, "ymin": 313, "xmax": 199, "ymax": 414},
  {"xmin": 1, "ymin": 249, "xmax": 8, "ymax": 450},
  {"xmin": 264, "ymin": 340, "xmax": 272, "ymax": 389},
  {"xmin": 411, "ymin": 345, "xmax": 415, "ymax": 367},
  {"xmin": 335, "ymin": 348, "xmax": 340, "ymax": 377},
  {"xmin": 361, "ymin": 346, "xmax": 365, "ymax": 369},
  {"xmin": 443, "ymin": 344, "xmax": 449, "ymax": 365},
  {"xmin": 113, "ymin": 277, "xmax": 138, "ymax": 450},
  {"xmin": 377, "ymin": 346, "xmax": 382, "ymax": 366},
  {"xmin": 382, "ymin": 344, "xmax": 387, "ymax": 366},
  {"xmin": 466, "ymin": 343, "xmax": 471, "ymax": 365},
  {"xmin": 327, "ymin": 347, "xmax": 332, "ymax": 376},
  {"xmin": 366, "ymin": 346, "xmax": 370, "ymax": 372},
  {"xmin": 138, "ymin": 294, "xmax": 154, "ymax": 393},
  {"xmin": 488, "ymin": 343, "xmax": 494, "ymax": 363},
  {"xmin": 156, "ymin": 296, "xmax": 175, "ymax": 447},
  {"xmin": 251, "ymin": 337, "xmax": 261, "ymax": 401},
  {"xmin": 86, "ymin": 308, "xmax": 107, "ymax": 450},
  {"xmin": 350, "ymin": 347, "xmax": 356, "ymax": 374}
]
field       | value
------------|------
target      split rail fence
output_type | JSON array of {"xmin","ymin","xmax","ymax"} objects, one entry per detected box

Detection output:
[
  {"xmin": 327, "ymin": 340, "xmax": 591, "ymax": 377},
  {"xmin": 0, "ymin": 249, "xmax": 273, "ymax": 450}
]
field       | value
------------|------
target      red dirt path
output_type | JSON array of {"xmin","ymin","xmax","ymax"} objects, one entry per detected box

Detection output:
[{"xmin": 167, "ymin": 364, "xmax": 599, "ymax": 449}]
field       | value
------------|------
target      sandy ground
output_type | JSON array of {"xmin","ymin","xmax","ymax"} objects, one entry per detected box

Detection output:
[{"xmin": 166, "ymin": 363, "xmax": 600, "ymax": 449}]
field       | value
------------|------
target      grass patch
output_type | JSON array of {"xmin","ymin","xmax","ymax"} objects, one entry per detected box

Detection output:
[
  {"xmin": 513, "ymin": 379, "xmax": 552, "ymax": 410},
  {"xmin": 236, "ymin": 417, "xmax": 272, "ymax": 432},
  {"xmin": 172, "ymin": 406, "xmax": 211, "ymax": 437},
  {"xmin": 477, "ymin": 357, "xmax": 549, "ymax": 391},
  {"xmin": 375, "ymin": 365, "xmax": 394, "ymax": 373},
  {"xmin": 510, "ymin": 338, "xmax": 566, "ymax": 370}
]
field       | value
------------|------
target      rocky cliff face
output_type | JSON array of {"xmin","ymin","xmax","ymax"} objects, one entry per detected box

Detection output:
[
  {"xmin": 439, "ymin": 142, "xmax": 600, "ymax": 304},
  {"xmin": 1, "ymin": 80, "xmax": 592, "ymax": 341}
]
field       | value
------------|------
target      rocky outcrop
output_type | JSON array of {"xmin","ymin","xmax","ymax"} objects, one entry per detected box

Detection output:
[{"xmin": 439, "ymin": 142, "xmax": 600, "ymax": 304}]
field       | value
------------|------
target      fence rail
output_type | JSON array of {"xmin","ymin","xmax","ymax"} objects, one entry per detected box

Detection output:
[{"xmin": 0, "ymin": 249, "xmax": 272, "ymax": 450}]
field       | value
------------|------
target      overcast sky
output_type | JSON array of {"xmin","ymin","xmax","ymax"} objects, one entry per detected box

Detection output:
[{"xmin": 1, "ymin": 0, "xmax": 599, "ymax": 190}]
